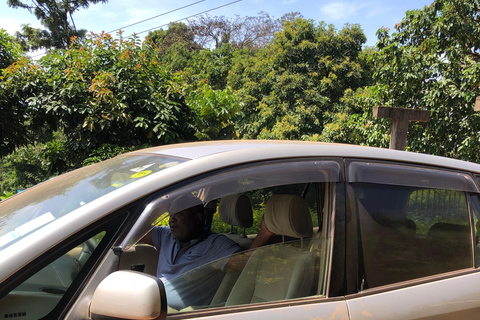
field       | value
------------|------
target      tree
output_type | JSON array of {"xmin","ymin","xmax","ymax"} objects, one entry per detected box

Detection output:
[
  {"xmin": 0, "ymin": 32, "xmax": 197, "ymax": 165},
  {"xmin": 369, "ymin": 0, "xmax": 480, "ymax": 161},
  {"xmin": 0, "ymin": 32, "xmax": 36, "ymax": 156},
  {"xmin": 229, "ymin": 18, "xmax": 369, "ymax": 140},
  {"xmin": 146, "ymin": 22, "xmax": 201, "ymax": 72},
  {"xmin": 0, "ymin": 29, "xmax": 23, "ymax": 69},
  {"xmin": 189, "ymin": 12, "xmax": 282, "ymax": 51},
  {"xmin": 7, "ymin": 0, "xmax": 108, "ymax": 51}
]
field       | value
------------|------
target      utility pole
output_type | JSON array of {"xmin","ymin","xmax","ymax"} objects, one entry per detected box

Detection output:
[{"xmin": 373, "ymin": 106, "xmax": 430, "ymax": 151}]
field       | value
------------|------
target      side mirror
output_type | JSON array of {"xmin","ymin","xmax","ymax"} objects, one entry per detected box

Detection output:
[{"xmin": 90, "ymin": 270, "xmax": 166, "ymax": 320}]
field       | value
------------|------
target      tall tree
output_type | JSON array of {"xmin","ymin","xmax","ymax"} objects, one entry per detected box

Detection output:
[
  {"xmin": 7, "ymin": 0, "xmax": 108, "ymax": 51},
  {"xmin": 0, "ymin": 29, "xmax": 29, "ymax": 156},
  {"xmin": 189, "ymin": 12, "xmax": 282, "ymax": 51},
  {"xmin": 146, "ymin": 22, "xmax": 201, "ymax": 72},
  {"xmin": 0, "ymin": 29, "xmax": 23, "ymax": 69},
  {"xmin": 229, "ymin": 18, "xmax": 369, "ymax": 140}
]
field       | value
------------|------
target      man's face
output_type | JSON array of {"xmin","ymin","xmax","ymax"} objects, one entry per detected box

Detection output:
[{"xmin": 169, "ymin": 210, "xmax": 199, "ymax": 242}]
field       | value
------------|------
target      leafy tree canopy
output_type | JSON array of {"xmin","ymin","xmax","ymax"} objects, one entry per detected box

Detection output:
[
  {"xmin": 323, "ymin": 0, "xmax": 480, "ymax": 163},
  {"xmin": 230, "ymin": 18, "xmax": 369, "ymax": 140},
  {"xmin": 0, "ymin": 29, "xmax": 24, "ymax": 69}
]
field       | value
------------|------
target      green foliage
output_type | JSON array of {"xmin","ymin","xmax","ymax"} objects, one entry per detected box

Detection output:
[
  {"xmin": 186, "ymin": 85, "xmax": 241, "ymax": 140},
  {"xmin": 5, "ymin": 6, "xmax": 480, "ymax": 194},
  {"xmin": 322, "ymin": 1, "xmax": 480, "ymax": 162},
  {"xmin": 185, "ymin": 44, "xmax": 238, "ymax": 90},
  {"xmin": 0, "ymin": 29, "xmax": 23, "ymax": 69},
  {"xmin": 83, "ymin": 143, "xmax": 150, "ymax": 166},
  {"xmin": 146, "ymin": 22, "xmax": 201, "ymax": 72},
  {"xmin": 0, "ymin": 57, "xmax": 42, "ymax": 156},
  {"xmin": 373, "ymin": 0, "xmax": 480, "ymax": 161},
  {"xmin": 1, "ymin": 32, "xmax": 197, "ymax": 166},
  {"xmin": 231, "ymin": 18, "xmax": 370, "ymax": 140},
  {"xmin": 0, "ymin": 142, "xmax": 56, "ymax": 195}
]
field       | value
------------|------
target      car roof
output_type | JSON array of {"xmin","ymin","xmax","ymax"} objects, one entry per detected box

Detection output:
[{"xmin": 129, "ymin": 140, "xmax": 480, "ymax": 174}]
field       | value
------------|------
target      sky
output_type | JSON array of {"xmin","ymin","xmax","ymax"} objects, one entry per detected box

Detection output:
[{"xmin": 0, "ymin": 0, "xmax": 433, "ymax": 50}]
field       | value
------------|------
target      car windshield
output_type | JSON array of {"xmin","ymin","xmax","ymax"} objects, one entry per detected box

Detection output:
[{"xmin": 0, "ymin": 153, "xmax": 188, "ymax": 250}]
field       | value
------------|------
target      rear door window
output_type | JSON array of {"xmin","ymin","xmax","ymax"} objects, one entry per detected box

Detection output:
[{"xmin": 347, "ymin": 160, "xmax": 478, "ymax": 290}]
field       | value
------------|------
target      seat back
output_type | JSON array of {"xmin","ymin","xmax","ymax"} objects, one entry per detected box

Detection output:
[
  {"xmin": 118, "ymin": 244, "xmax": 158, "ymax": 276},
  {"xmin": 224, "ymin": 194, "xmax": 315, "ymax": 306},
  {"xmin": 426, "ymin": 222, "xmax": 472, "ymax": 272}
]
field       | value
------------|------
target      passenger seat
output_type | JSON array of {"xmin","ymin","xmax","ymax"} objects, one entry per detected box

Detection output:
[{"xmin": 224, "ymin": 194, "xmax": 315, "ymax": 306}]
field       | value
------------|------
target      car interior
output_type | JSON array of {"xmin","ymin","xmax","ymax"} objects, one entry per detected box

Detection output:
[{"xmin": 118, "ymin": 181, "xmax": 332, "ymax": 313}]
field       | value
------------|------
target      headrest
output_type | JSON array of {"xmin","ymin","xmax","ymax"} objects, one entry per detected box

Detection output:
[
  {"xmin": 218, "ymin": 194, "xmax": 253, "ymax": 228},
  {"xmin": 264, "ymin": 194, "xmax": 313, "ymax": 238}
]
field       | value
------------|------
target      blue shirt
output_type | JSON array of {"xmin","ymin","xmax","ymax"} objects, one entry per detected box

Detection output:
[{"xmin": 152, "ymin": 226, "xmax": 241, "ymax": 309}]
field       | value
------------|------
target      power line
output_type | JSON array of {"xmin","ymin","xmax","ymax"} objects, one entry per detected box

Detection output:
[
  {"xmin": 29, "ymin": 1, "xmax": 207, "ymax": 59},
  {"xmin": 106, "ymin": 0, "xmax": 207, "ymax": 34},
  {"xmin": 29, "ymin": 0, "xmax": 244, "ymax": 58},
  {"xmin": 135, "ymin": 0, "xmax": 243, "ymax": 36}
]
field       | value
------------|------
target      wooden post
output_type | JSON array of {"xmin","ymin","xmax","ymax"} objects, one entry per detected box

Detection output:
[
  {"xmin": 474, "ymin": 96, "xmax": 480, "ymax": 112},
  {"xmin": 373, "ymin": 106, "xmax": 430, "ymax": 151}
]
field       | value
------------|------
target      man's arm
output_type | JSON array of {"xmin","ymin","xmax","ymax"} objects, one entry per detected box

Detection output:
[
  {"xmin": 250, "ymin": 215, "xmax": 274, "ymax": 249},
  {"xmin": 224, "ymin": 215, "xmax": 274, "ymax": 271},
  {"xmin": 140, "ymin": 229, "xmax": 154, "ymax": 246}
]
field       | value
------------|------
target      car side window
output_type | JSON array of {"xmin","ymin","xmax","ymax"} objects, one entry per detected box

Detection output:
[
  {"xmin": 121, "ymin": 159, "xmax": 341, "ymax": 314},
  {"xmin": 348, "ymin": 161, "xmax": 477, "ymax": 290}
]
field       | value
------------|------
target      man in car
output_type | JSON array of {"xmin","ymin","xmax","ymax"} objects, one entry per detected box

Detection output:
[
  {"xmin": 141, "ymin": 195, "xmax": 274, "ymax": 309},
  {"xmin": 142, "ymin": 202, "xmax": 241, "ymax": 282}
]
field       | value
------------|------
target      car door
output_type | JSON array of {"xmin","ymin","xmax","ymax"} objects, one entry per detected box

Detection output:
[
  {"xmin": 69, "ymin": 158, "xmax": 350, "ymax": 319},
  {"xmin": 345, "ymin": 160, "xmax": 480, "ymax": 319}
]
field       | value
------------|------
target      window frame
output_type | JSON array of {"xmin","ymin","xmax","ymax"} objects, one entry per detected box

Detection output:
[{"xmin": 123, "ymin": 157, "xmax": 346, "ymax": 318}]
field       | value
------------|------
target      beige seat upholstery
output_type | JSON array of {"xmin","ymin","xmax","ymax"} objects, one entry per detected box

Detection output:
[
  {"xmin": 224, "ymin": 194, "xmax": 315, "ymax": 306},
  {"xmin": 218, "ymin": 194, "xmax": 254, "ymax": 250}
]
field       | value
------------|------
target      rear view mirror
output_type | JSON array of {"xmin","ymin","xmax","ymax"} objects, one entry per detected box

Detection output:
[{"xmin": 90, "ymin": 270, "xmax": 166, "ymax": 320}]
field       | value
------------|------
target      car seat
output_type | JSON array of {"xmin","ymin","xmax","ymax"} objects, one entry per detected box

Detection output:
[{"xmin": 224, "ymin": 194, "xmax": 315, "ymax": 306}]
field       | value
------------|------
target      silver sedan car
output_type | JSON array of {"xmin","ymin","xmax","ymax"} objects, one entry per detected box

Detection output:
[{"xmin": 1, "ymin": 140, "xmax": 480, "ymax": 320}]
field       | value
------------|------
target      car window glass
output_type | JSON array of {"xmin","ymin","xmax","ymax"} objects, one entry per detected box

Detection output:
[
  {"xmin": 210, "ymin": 182, "xmax": 319, "ymax": 235},
  {"xmin": 163, "ymin": 238, "xmax": 325, "ymax": 314},
  {"xmin": 350, "ymin": 162, "xmax": 474, "ymax": 290},
  {"xmin": 469, "ymin": 194, "xmax": 480, "ymax": 267},
  {"xmin": 0, "ymin": 232, "xmax": 104, "ymax": 320},
  {"xmin": 123, "ymin": 160, "xmax": 340, "ymax": 249},
  {"xmin": 119, "ymin": 159, "xmax": 340, "ymax": 314}
]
